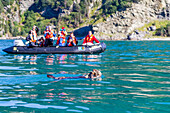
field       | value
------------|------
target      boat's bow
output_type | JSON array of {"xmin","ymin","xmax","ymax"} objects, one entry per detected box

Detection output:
[{"xmin": 3, "ymin": 46, "xmax": 14, "ymax": 54}]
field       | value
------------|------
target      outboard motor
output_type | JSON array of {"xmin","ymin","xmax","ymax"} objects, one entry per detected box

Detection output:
[
  {"xmin": 101, "ymin": 42, "xmax": 106, "ymax": 52},
  {"xmin": 13, "ymin": 40, "xmax": 25, "ymax": 46}
]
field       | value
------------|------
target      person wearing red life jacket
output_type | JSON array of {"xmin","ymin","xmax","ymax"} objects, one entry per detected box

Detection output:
[
  {"xmin": 56, "ymin": 32, "xmax": 66, "ymax": 47},
  {"xmin": 82, "ymin": 31, "xmax": 100, "ymax": 45},
  {"xmin": 44, "ymin": 26, "xmax": 53, "ymax": 47},
  {"xmin": 66, "ymin": 32, "xmax": 77, "ymax": 47},
  {"xmin": 61, "ymin": 27, "xmax": 67, "ymax": 36},
  {"xmin": 56, "ymin": 27, "xmax": 67, "ymax": 46}
]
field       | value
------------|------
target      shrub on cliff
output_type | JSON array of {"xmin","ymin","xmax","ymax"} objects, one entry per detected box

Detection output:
[
  {"xmin": 1, "ymin": 0, "xmax": 14, "ymax": 6},
  {"xmin": 12, "ymin": 27, "xmax": 19, "ymax": 37},
  {"xmin": 0, "ymin": 0, "xmax": 3, "ymax": 13},
  {"xmin": 73, "ymin": 3, "xmax": 80, "ymax": 12},
  {"xmin": 155, "ymin": 23, "xmax": 170, "ymax": 36},
  {"xmin": 102, "ymin": 0, "xmax": 134, "ymax": 15},
  {"xmin": 34, "ymin": 0, "xmax": 74, "ymax": 9},
  {"xmin": 167, "ymin": 24, "xmax": 170, "ymax": 36},
  {"xmin": 132, "ymin": 0, "xmax": 141, "ymax": 3}
]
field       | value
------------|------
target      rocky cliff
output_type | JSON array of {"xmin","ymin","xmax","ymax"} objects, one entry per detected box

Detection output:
[
  {"xmin": 19, "ymin": 0, "xmax": 34, "ymax": 14},
  {"xmin": 93, "ymin": 0, "xmax": 170, "ymax": 40},
  {"xmin": 0, "ymin": 0, "xmax": 169, "ymax": 40},
  {"xmin": 0, "ymin": 0, "xmax": 20, "ymax": 37}
]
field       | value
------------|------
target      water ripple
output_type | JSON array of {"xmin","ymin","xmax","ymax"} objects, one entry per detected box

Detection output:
[{"xmin": 0, "ymin": 40, "xmax": 170, "ymax": 112}]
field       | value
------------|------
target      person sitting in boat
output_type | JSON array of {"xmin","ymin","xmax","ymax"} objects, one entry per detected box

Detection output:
[
  {"xmin": 82, "ymin": 31, "xmax": 100, "ymax": 46},
  {"xmin": 37, "ymin": 37, "xmax": 45, "ymax": 47},
  {"xmin": 49, "ymin": 26, "xmax": 55, "ymax": 43},
  {"xmin": 56, "ymin": 32, "xmax": 66, "ymax": 47},
  {"xmin": 32, "ymin": 25, "xmax": 39, "ymax": 41},
  {"xmin": 66, "ymin": 32, "xmax": 77, "ymax": 47},
  {"xmin": 26, "ymin": 30, "xmax": 36, "ymax": 47},
  {"xmin": 44, "ymin": 26, "xmax": 54, "ymax": 47},
  {"xmin": 59, "ymin": 27, "xmax": 67, "ymax": 37},
  {"xmin": 53, "ymin": 30, "xmax": 57, "ymax": 40},
  {"xmin": 47, "ymin": 69, "xmax": 102, "ymax": 80},
  {"xmin": 56, "ymin": 27, "xmax": 67, "ymax": 47}
]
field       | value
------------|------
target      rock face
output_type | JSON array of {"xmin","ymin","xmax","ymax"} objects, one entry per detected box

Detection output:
[
  {"xmin": 0, "ymin": 1, "xmax": 21, "ymax": 36},
  {"xmin": 93, "ymin": 0, "xmax": 170, "ymax": 40},
  {"xmin": 19, "ymin": 0, "xmax": 35, "ymax": 14}
]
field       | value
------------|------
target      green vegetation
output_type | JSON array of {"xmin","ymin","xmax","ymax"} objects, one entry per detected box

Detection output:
[
  {"xmin": 91, "ymin": 0, "xmax": 142, "ymax": 25},
  {"xmin": 137, "ymin": 20, "xmax": 170, "ymax": 37},
  {"xmin": 0, "ymin": 0, "xmax": 15, "ymax": 12},
  {"xmin": 20, "ymin": 10, "xmax": 53, "ymax": 36},
  {"xmin": 27, "ymin": 0, "xmax": 141, "ymax": 30},
  {"xmin": 34, "ymin": 0, "xmax": 73, "ymax": 9},
  {"xmin": 156, "ymin": 23, "xmax": 170, "ymax": 37},
  {"xmin": 1, "ymin": 0, "xmax": 15, "ymax": 6},
  {"xmin": 0, "ymin": 0, "xmax": 4, "ymax": 13},
  {"xmin": 102, "ymin": 0, "xmax": 131, "ymax": 15},
  {"xmin": 0, "ymin": 0, "xmax": 142, "ymax": 37}
]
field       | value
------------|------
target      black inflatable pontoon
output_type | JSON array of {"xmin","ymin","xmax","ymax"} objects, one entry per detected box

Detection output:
[{"xmin": 3, "ymin": 42, "xmax": 106, "ymax": 54}]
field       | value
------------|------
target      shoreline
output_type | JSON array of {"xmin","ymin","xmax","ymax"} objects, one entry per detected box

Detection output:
[
  {"xmin": 0, "ymin": 36, "xmax": 170, "ymax": 41},
  {"xmin": 0, "ymin": 36, "xmax": 24, "ymax": 40},
  {"xmin": 126, "ymin": 37, "xmax": 170, "ymax": 41}
]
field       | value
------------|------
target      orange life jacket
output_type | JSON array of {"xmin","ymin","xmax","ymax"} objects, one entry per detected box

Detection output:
[
  {"xmin": 31, "ymin": 35, "xmax": 36, "ymax": 43},
  {"xmin": 44, "ymin": 30, "xmax": 53, "ymax": 39},
  {"xmin": 30, "ymin": 30, "xmax": 37, "ymax": 43},
  {"xmin": 67, "ymin": 36, "xmax": 77, "ymax": 46},
  {"xmin": 57, "ymin": 36, "xmax": 66, "ymax": 45}
]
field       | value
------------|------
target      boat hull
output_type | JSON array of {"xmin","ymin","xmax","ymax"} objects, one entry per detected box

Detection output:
[{"xmin": 3, "ymin": 43, "xmax": 106, "ymax": 54}]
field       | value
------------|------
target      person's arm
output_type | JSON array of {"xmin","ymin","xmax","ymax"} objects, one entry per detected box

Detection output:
[
  {"xmin": 82, "ymin": 36, "xmax": 87, "ymax": 44},
  {"xmin": 36, "ymin": 27, "xmax": 39, "ymax": 33},
  {"xmin": 44, "ymin": 34, "xmax": 46, "ymax": 37},
  {"xmin": 56, "ymin": 37, "xmax": 60, "ymax": 45},
  {"xmin": 72, "ymin": 39, "xmax": 76, "ymax": 46},
  {"xmin": 64, "ymin": 31, "xmax": 67, "ymax": 36},
  {"xmin": 53, "ymin": 33, "xmax": 56, "ymax": 37},
  {"xmin": 72, "ymin": 42, "xmax": 76, "ymax": 46},
  {"xmin": 44, "ymin": 31, "xmax": 47, "ymax": 37},
  {"xmin": 66, "ymin": 40, "xmax": 70, "ymax": 46},
  {"xmin": 26, "ymin": 35, "xmax": 31, "ymax": 41},
  {"xmin": 74, "ymin": 37, "xmax": 78, "ymax": 46},
  {"xmin": 50, "ymin": 31, "xmax": 53, "ymax": 38},
  {"xmin": 93, "ymin": 36, "xmax": 100, "ymax": 43}
]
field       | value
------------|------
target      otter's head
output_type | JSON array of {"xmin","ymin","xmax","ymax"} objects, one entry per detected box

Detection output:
[{"xmin": 87, "ymin": 69, "xmax": 102, "ymax": 79}]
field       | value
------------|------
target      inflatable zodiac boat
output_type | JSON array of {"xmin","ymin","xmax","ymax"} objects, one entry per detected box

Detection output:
[{"xmin": 3, "ymin": 40, "xmax": 106, "ymax": 54}]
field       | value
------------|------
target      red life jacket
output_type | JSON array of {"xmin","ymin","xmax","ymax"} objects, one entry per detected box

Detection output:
[{"xmin": 83, "ymin": 34, "xmax": 100, "ymax": 44}]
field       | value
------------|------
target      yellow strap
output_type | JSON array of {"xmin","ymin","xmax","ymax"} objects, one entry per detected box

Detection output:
[{"xmin": 87, "ymin": 34, "xmax": 93, "ymax": 41}]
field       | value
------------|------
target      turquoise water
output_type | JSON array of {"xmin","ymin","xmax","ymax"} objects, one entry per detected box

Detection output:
[{"xmin": 0, "ymin": 40, "xmax": 170, "ymax": 113}]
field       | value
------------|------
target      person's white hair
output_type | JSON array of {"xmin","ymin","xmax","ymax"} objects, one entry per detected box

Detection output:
[{"xmin": 32, "ymin": 25, "xmax": 36, "ymax": 30}]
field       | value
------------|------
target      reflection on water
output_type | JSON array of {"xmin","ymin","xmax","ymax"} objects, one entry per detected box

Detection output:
[
  {"xmin": 0, "ymin": 40, "xmax": 170, "ymax": 112},
  {"xmin": 46, "ymin": 55, "xmax": 54, "ymax": 65},
  {"xmin": 12, "ymin": 54, "xmax": 102, "ymax": 66},
  {"xmin": 57, "ymin": 54, "xmax": 67, "ymax": 64}
]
